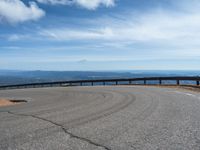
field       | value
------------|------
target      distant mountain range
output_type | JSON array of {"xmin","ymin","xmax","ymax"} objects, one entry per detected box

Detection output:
[{"xmin": 0, "ymin": 70, "xmax": 199, "ymax": 86}]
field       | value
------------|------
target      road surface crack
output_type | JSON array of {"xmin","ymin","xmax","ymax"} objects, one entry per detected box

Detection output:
[{"xmin": 6, "ymin": 111, "xmax": 111, "ymax": 150}]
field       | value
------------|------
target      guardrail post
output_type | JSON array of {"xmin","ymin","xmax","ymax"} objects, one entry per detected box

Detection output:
[
  {"xmin": 159, "ymin": 80, "xmax": 162, "ymax": 85},
  {"xmin": 197, "ymin": 81, "xmax": 199, "ymax": 86},
  {"xmin": 116, "ymin": 81, "xmax": 118, "ymax": 85},
  {"xmin": 177, "ymin": 80, "xmax": 180, "ymax": 85}
]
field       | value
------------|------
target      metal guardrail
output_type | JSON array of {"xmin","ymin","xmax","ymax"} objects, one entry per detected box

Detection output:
[{"xmin": 0, "ymin": 76, "xmax": 200, "ymax": 90}]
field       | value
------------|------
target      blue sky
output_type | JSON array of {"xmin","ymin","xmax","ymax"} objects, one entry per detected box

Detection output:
[{"xmin": 0, "ymin": 0, "xmax": 200, "ymax": 71}]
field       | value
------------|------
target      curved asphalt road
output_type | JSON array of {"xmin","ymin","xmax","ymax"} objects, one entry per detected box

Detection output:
[{"xmin": 1, "ymin": 86, "xmax": 200, "ymax": 150}]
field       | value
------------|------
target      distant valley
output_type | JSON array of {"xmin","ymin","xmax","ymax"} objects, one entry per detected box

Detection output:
[{"xmin": 0, "ymin": 70, "xmax": 199, "ymax": 86}]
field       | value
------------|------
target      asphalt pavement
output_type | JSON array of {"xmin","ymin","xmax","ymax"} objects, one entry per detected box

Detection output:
[{"xmin": 1, "ymin": 86, "xmax": 200, "ymax": 150}]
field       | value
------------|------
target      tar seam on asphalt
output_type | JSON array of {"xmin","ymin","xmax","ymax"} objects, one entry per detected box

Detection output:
[{"xmin": 5, "ymin": 111, "xmax": 111, "ymax": 150}]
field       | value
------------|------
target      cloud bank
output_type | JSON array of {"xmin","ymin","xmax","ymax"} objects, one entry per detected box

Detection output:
[
  {"xmin": 37, "ymin": 0, "xmax": 115, "ymax": 10},
  {"xmin": 0, "ymin": 0, "xmax": 45, "ymax": 23},
  {"xmin": 39, "ymin": 2, "xmax": 200, "ymax": 47}
]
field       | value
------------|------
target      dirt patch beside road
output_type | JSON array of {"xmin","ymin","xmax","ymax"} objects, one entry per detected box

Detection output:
[
  {"xmin": 0, "ymin": 99, "xmax": 27, "ymax": 107},
  {"xmin": 0, "ymin": 99, "xmax": 16, "ymax": 107}
]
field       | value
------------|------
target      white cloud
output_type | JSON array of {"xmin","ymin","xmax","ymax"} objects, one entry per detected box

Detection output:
[
  {"xmin": 36, "ymin": 0, "xmax": 69, "ymax": 5},
  {"xmin": 74, "ymin": 0, "xmax": 115, "ymax": 10},
  {"xmin": 40, "ymin": 27, "xmax": 114, "ymax": 40},
  {"xmin": 7, "ymin": 34, "xmax": 30, "ymax": 41},
  {"xmin": 39, "ymin": 1, "xmax": 200, "ymax": 48},
  {"xmin": 36, "ymin": 0, "xmax": 115, "ymax": 10},
  {"xmin": 0, "ymin": 0, "xmax": 45, "ymax": 24}
]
